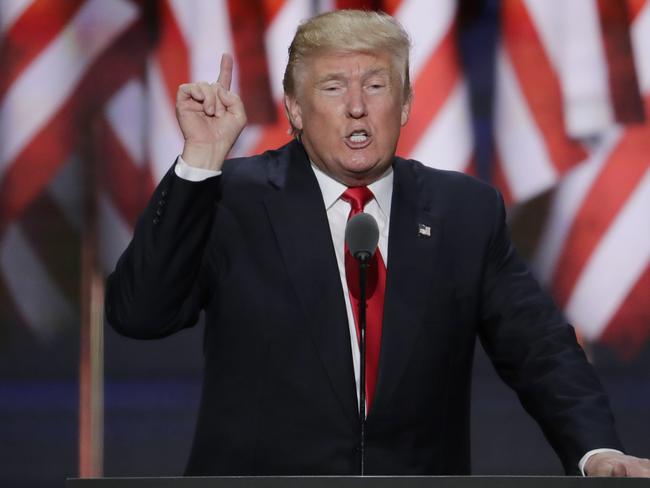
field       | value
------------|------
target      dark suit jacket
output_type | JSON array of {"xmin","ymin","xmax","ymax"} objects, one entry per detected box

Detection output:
[{"xmin": 106, "ymin": 139, "xmax": 622, "ymax": 476}]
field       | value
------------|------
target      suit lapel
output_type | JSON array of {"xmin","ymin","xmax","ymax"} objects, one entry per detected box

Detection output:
[
  {"xmin": 263, "ymin": 141, "xmax": 359, "ymax": 429},
  {"xmin": 372, "ymin": 159, "xmax": 443, "ymax": 416}
]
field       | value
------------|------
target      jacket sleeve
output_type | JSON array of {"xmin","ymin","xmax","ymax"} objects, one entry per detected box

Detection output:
[
  {"xmin": 477, "ymin": 188, "xmax": 623, "ymax": 475},
  {"xmin": 105, "ymin": 163, "xmax": 221, "ymax": 339}
]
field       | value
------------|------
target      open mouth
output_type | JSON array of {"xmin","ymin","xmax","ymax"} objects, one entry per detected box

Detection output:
[{"xmin": 345, "ymin": 130, "xmax": 371, "ymax": 147}]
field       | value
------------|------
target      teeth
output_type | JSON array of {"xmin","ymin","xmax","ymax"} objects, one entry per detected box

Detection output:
[{"xmin": 349, "ymin": 133, "xmax": 368, "ymax": 143}]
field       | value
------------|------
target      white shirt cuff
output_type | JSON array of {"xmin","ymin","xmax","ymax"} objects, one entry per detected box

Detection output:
[
  {"xmin": 174, "ymin": 155, "xmax": 222, "ymax": 181},
  {"xmin": 579, "ymin": 448, "xmax": 624, "ymax": 476}
]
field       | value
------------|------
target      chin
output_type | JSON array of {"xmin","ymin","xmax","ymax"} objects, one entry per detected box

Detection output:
[
  {"xmin": 341, "ymin": 166, "xmax": 384, "ymax": 186},
  {"xmin": 345, "ymin": 154, "xmax": 380, "ymax": 171}
]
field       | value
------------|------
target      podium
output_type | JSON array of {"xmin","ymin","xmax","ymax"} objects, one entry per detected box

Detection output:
[{"xmin": 67, "ymin": 477, "xmax": 649, "ymax": 488}]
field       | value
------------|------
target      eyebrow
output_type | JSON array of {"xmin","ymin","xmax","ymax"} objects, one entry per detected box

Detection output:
[
  {"xmin": 315, "ymin": 67, "xmax": 392, "ymax": 85},
  {"xmin": 315, "ymin": 73, "xmax": 346, "ymax": 84}
]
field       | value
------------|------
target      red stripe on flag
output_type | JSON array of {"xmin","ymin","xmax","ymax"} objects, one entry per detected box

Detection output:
[
  {"xmin": 381, "ymin": 0, "xmax": 402, "ymax": 15},
  {"xmin": 464, "ymin": 154, "xmax": 478, "ymax": 178},
  {"xmin": 336, "ymin": 0, "xmax": 382, "ymax": 10},
  {"xmin": 628, "ymin": 0, "xmax": 649, "ymax": 21},
  {"xmin": 97, "ymin": 116, "xmax": 153, "ymax": 228},
  {"xmin": 156, "ymin": 0, "xmax": 190, "ymax": 104},
  {"xmin": 79, "ymin": 17, "xmax": 149, "ymax": 113},
  {"xmin": 227, "ymin": 0, "xmax": 276, "ymax": 124},
  {"xmin": 599, "ymin": 264, "xmax": 650, "ymax": 359},
  {"xmin": 0, "ymin": 0, "xmax": 85, "ymax": 99},
  {"xmin": 334, "ymin": 0, "xmax": 401, "ymax": 14},
  {"xmin": 0, "ymin": 100, "xmax": 77, "ymax": 233},
  {"xmin": 0, "ymin": 18, "xmax": 146, "ymax": 233},
  {"xmin": 597, "ymin": 0, "xmax": 645, "ymax": 124},
  {"xmin": 261, "ymin": 0, "xmax": 285, "ymax": 24},
  {"xmin": 251, "ymin": 101, "xmax": 292, "ymax": 155},
  {"xmin": 551, "ymin": 124, "xmax": 650, "ymax": 307},
  {"xmin": 396, "ymin": 26, "xmax": 459, "ymax": 156},
  {"xmin": 502, "ymin": 0, "xmax": 587, "ymax": 174}
]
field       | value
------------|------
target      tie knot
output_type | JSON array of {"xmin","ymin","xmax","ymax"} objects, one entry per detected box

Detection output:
[{"xmin": 341, "ymin": 186, "xmax": 374, "ymax": 214}]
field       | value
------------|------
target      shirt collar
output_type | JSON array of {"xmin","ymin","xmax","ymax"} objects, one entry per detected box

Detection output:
[{"xmin": 310, "ymin": 162, "xmax": 394, "ymax": 219}]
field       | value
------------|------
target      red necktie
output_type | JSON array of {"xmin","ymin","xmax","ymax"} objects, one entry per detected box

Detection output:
[{"xmin": 341, "ymin": 187, "xmax": 386, "ymax": 413}]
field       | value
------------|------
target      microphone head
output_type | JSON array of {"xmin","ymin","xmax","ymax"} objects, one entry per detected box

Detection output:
[{"xmin": 345, "ymin": 212, "xmax": 379, "ymax": 261}]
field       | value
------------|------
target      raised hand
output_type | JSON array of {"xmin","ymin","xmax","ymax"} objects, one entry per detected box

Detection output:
[{"xmin": 176, "ymin": 53, "xmax": 247, "ymax": 171}]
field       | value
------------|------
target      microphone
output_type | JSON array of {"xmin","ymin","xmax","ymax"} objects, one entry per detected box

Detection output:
[
  {"xmin": 345, "ymin": 212, "xmax": 379, "ymax": 262},
  {"xmin": 344, "ymin": 211, "xmax": 379, "ymax": 476}
]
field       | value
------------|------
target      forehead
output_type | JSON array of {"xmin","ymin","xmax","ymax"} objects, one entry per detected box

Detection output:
[{"xmin": 303, "ymin": 50, "xmax": 396, "ymax": 80}]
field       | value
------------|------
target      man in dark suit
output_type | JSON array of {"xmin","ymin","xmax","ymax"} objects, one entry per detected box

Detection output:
[{"xmin": 106, "ymin": 9, "xmax": 650, "ymax": 477}]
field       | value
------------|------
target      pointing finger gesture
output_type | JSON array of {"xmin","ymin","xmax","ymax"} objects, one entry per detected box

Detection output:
[{"xmin": 176, "ymin": 53, "xmax": 247, "ymax": 171}]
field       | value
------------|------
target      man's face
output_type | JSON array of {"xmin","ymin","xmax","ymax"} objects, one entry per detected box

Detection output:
[{"xmin": 285, "ymin": 50, "xmax": 411, "ymax": 186}]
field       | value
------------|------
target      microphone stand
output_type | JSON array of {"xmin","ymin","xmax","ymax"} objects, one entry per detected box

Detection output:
[
  {"xmin": 346, "ymin": 211, "xmax": 379, "ymax": 476},
  {"xmin": 356, "ymin": 252, "xmax": 369, "ymax": 476}
]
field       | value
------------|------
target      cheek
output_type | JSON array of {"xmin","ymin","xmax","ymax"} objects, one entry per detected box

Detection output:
[{"xmin": 308, "ymin": 106, "xmax": 344, "ymax": 134}]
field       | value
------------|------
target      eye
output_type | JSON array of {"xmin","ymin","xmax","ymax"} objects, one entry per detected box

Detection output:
[
  {"xmin": 366, "ymin": 79, "xmax": 387, "ymax": 91},
  {"xmin": 320, "ymin": 83, "xmax": 343, "ymax": 94}
]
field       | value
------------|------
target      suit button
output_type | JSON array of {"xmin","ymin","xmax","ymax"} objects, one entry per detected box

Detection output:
[
  {"xmin": 161, "ymin": 189, "xmax": 168, "ymax": 197},
  {"xmin": 153, "ymin": 217, "xmax": 159, "ymax": 225},
  {"xmin": 156, "ymin": 207, "xmax": 163, "ymax": 216}
]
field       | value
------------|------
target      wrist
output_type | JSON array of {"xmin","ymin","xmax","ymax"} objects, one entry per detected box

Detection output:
[{"xmin": 181, "ymin": 142, "xmax": 228, "ymax": 171}]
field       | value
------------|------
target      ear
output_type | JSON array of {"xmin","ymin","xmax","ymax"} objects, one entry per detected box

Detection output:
[
  {"xmin": 400, "ymin": 93, "xmax": 412, "ymax": 127},
  {"xmin": 283, "ymin": 94, "xmax": 303, "ymax": 131}
]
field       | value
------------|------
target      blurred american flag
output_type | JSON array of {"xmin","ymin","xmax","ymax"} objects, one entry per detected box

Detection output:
[
  {"xmin": 493, "ymin": 0, "xmax": 649, "ymax": 357},
  {"xmin": 0, "ymin": 0, "xmax": 647, "ymax": 359}
]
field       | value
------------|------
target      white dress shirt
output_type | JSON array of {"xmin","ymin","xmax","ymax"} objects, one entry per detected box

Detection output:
[
  {"xmin": 310, "ymin": 162, "xmax": 393, "ymax": 412},
  {"xmin": 174, "ymin": 155, "xmax": 619, "ymax": 473}
]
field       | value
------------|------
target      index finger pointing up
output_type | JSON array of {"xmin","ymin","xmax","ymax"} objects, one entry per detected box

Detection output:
[{"xmin": 217, "ymin": 53, "xmax": 233, "ymax": 91}]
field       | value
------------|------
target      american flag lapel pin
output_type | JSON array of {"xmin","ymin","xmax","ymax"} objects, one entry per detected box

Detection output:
[{"xmin": 418, "ymin": 223, "xmax": 431, "ymax": 238}]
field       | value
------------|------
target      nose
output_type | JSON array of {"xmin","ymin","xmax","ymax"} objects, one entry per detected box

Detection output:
[{"xmin": 346, "ymin": 84, "xmax": 367, "ymax": 119}]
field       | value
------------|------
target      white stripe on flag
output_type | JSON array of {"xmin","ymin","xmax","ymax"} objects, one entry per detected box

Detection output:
[
  {"xmin": 495, "ymin": 48, "xmax": 558, "ymax": 201},
  {"xmin": 178, "ymin": 0, "xmax": 236, "ymax": 87},
  {"xmin": 395, "ymin": 0, "xmax": 456, "ymax": 77},
  {"xmin": 409, "ymin": 80, "xmax": 472, "ymax": 172},
  {"xmin": 106, "ymin": 80, "xmax": 146, "ymax": 168},
  {"xmin": 0, "ymin": 0, "xmax": 138, "ymax": 175},
  {"xmin": 523, "ymin": 0, "xmax": 563, "ymax": 70},
  {"xmin": 147, "ymin": 59, "xmax": 184, "ymax": 182},
  {"xmin": 632, "ymin": 0, "xmax": 650, "ymax": 94},
  {"xmin": 532, "ymin": 130, "xmax": 621, "ymax": 283},
  {"xmin": 265, "ymin": 0, "xmax": 312, "ymax": 100},
  {"xmin": 0, "ymin": 0, "xmax": 32, "ymax": 32},
  {"xmin": 559, "ymin": 0, "xmax": 613, "ymax": 137},
  {"xmin": 566, "ymin": 168, "xmax": 650, "ymax": 339}
]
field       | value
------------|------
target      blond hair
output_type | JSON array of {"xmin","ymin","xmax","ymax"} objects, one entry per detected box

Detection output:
[{"xmin": 283, "ymin": 9, "xmax": 412, "ymax": 100}]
